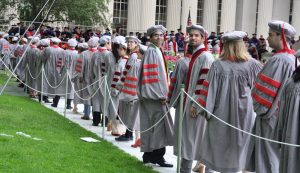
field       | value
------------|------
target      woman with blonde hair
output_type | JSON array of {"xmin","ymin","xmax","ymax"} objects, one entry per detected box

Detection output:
[{"xmin": 193, "ymin": 31, "xmax": 263, "ymax": 173}]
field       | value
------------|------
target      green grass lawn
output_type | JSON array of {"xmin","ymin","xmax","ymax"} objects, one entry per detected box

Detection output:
[
  {"xmin": 0, "ymin": 94, "xmax": 156, "ymax": 173},
  {"xmin": 0, "ymin": 72, "xmax": 8, "ymax": 85}
]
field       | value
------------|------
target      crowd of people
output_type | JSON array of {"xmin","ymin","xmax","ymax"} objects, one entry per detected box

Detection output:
[{"xmin": 0, "ymin": 19, "xmax": 300, "ymax": 173}]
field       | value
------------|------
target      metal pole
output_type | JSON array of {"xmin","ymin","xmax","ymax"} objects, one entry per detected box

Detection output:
[
  {"xmin": 41, "ymin": 67, "xmax": 44, "ymax": 103},
  {"xmin": 177, "ymin": 84, "xmax": 185, "ymax": 173},
  {"xmin": 102, "ymin": 75, "xmax": 107, "ymax": 139},
  {"xmin": 64, "ymin": 72, "xmax": 68, "ymax": 117}
]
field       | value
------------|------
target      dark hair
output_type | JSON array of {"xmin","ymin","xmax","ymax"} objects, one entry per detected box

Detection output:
[
  {"xmin": 112, "ymin": 43, "xmax": 119, "ymax": 63},
  {"xmin": 186, "ymin": 44, "xmax": 193, "ymax": 55},
  {"xmin": 293, "ymin": 65, "xmax": 300, "ymax": 82}
]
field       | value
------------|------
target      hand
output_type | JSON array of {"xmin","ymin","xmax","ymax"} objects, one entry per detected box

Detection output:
[{"xmin": 190, "ymin": 106, "xmax": 197, "ymax": 118}]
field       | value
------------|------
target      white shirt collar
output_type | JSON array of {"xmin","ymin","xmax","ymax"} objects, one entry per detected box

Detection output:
[{"xmin": 193, "ymin": 44, "xmax": 205, "ymax": 54}]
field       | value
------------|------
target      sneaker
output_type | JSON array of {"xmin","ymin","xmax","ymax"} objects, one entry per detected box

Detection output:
[{"xmin": 115, "ymin": 135, "xmax": 130, "ymax": 141}]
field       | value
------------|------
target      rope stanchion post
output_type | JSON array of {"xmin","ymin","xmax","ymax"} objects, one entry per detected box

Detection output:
[
  {"xmin": 176, "ymin": 84, "xmax": 185, "ymax": 173},
  {"xmin": 64, "ymin": 71, "xmax": 68, "ymax": 117},
  {"xmin": 102, "ymin": 75, "xmax": 107, "ymax": 139},
  {"xmin": 40, "ymin": 67, "xmax": 44, "ymax": 103}
]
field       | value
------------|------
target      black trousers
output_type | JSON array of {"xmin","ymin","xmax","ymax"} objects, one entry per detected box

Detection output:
[
  {"xmin": 143, "ymin": 147, "xmax": 166, "ymax": 163},
  {"xmin": 52, "ymin": 95, "xmax": 72, "ymax": 107},
  {"xmin": 92, "ymin": 111, "xmax": 101, "ymax": 125},
  {"xmin": 124, "ymin": 129, "xmax": 133, "ymax": 138}
]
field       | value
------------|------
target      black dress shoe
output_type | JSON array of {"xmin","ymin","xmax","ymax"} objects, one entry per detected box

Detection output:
[
  {"xmin": 92, "ymin": 123, "xmax": 99, "ymax": 126},
  {"xmin": 66, "ymin": 105, "xmax": 72, "ymax": 109},
  {"xmin": 44, "ymin": 99, "xmax": 52, "ymax": 103},
  {"xmin": 156, "ymin": 160, "xmax": 173, "ymax": 167},
  {"xmin": 51, "ymin": 104, "xmax": 57, "ymax": 108}
]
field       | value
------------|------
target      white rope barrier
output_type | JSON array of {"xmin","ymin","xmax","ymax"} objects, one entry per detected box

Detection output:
[
  {"xmin": 0, "ymin": 0, "xmax": 57, "ymax": 95},
  {"xmin": 183, "ymin": 90, "xmax": 300, "ymax": 147},
  {"xmin": 104, "ymin": 80, "xmax": 181, "ymax": 134},
  {"xmin": 26, "ymin": 65, "xmax": 43, "ymax": 80},
  {"xmin": 42, "ymin": 69, "xmax": 68, "ymax": 89},
  {"xmin": 2, "ymin": 54, "xmax": 300, "ymax": 147},
  {"xmin": 67, "ymin": 71, "xmax": 105, "ymax": 101}
]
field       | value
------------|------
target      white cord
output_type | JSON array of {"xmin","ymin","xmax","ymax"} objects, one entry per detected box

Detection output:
[
  {"xmin": 183, "ymin": 90, "xmax": 300, "ymax": 147},
  {"xmin": 26, "ymin": 65, "xmax": 43, "ymax": 80},
  {"xmin": 104, "ymin": 80, "xmax": 180, "ymax": 134}
]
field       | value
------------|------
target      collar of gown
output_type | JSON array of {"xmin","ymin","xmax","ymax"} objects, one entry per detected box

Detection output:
[{"xmin": 193, "ymin": 44, "xmax": 205, "ymax": 54}]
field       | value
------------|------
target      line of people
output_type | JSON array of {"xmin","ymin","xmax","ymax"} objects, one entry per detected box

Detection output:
[{"xmin": 0, "ymin": 19, "xmax": 300, "ymax": 173}]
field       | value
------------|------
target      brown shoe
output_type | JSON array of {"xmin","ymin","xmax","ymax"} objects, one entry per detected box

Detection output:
[{"xmin": 81, "ymin": 116, "xmax": 90, "ymax": 120}]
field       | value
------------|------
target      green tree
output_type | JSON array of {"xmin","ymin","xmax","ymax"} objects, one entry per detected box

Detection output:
[{"xmin": 0, "ymin": 0, "xmax": 111, "ymax": 26}]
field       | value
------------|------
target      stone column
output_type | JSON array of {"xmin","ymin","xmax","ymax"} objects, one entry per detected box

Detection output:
[
  {"xmin": 202, "ymin": 0, "xmax": 218, "ymax": 32},
  {"xmin": 292, "ymin": 0, "xmax": 300, "ymax": 37},
  {"xmin": 139, "ymin": 0, "xmax": 156, "ymax": 33},
  {"xmin": 180, "ymin": 0, "xmax": 198, "ymax": 33},
  {"xmin": 166, "ymin": 0, "xmax": 181, "ymax": 31},
  {"xmin": 272, "ymin": 0, "xmax": 291, "ymax": 22},
  {"xmin": 235, "ymin": 0, "xmax": 257, "ymax": 35},
  {"xmin": 220, "ymin": 0, "xmax": 237, "ymax": 32},
  {"xmin": 256, "ymin": 0, "xmax": 274, "ymax": 38},
  {"xmin": 127, "ymin": 0, "xmax": 142, "ymax": 33}
]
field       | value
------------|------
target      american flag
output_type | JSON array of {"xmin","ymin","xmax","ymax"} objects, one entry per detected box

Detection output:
[{"xmin": 184, "ymin": 9, "xmax": 192, "ymax": 56}]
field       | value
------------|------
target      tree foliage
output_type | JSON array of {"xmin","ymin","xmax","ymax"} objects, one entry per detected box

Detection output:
[{"xmin": 0, "ymin": 0, "xmax": 111, "ymax": 26}]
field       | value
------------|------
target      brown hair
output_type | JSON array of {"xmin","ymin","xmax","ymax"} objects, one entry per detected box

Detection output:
[{"xmin": 220, "ymin": 40, "xmax": 249, "ymax": 62}]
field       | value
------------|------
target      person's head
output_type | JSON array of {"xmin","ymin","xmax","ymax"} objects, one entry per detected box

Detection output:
[
  {"xmin": 88, "ymin": 37, "xmax": 99, "ymax": 48},
  {"xmin": 112, "ymin": 36, "xmax": 126, "ymax": 59},
  {"xmin": 68, "ymin": 38, "xmax": 78, "ymax": 49},
  {"xmin": 147, "ymin": 25, "xmax": 167, "ymax": 48},
  {"xmin": 221, "ymin": 31, "xmax": 249, "ymax": 62},
  {"xmin": 126, "ymin": 36, "xmax": 140, "ymax": 52},
  {"xmin": 50, "ymin": 37, "xmax": 61, "ymax": 45},
  {"xmin": 267, "ymin": 20, "xmax": 296, "ymax": 51},
  {"xmin": 171, "ymin": 36, "xmax": 176, "ymax": 42},
  {"xmin": 99, "ymin": 35, "xmax": 111, "ymax": 50},
  {"xmin": 211, "ymin": 32, "xmax": 216, "ymax": 36},
  {"xmin": 187, "ymin": 25, "xmax": 206, "ymax": 48},
  {"xmin": 252, "ymin": 33, "xmax": 257, "ymax": 38},
  {"xmin": 117, "ymin": 43, "xmax": 127, "ymax": 57},
  {"xmin": 171, "ymin": 30, "xmax": 175, "ymax": 34},
  {"xmin": 0, "ymin": 32, "xmax": 4, "ymax": 38}
]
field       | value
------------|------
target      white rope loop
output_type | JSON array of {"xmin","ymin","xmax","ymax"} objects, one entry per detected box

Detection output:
[{"xmin": 183, "ymin": 90, "xmax": 300, "ymax": 147}]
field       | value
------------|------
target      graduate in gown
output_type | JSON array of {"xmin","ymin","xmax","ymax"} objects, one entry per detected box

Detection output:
[
  {"xmin": 246, "ymin": 20, "xmax": 297, "ymax": 173},
  {"xmin": 70, "ymin": 43, "xmax": 88, "ymax": 113},
  {"xmin": 108, "ymin": 36, "xmax": 127, "ymax": 136},
  {"xmin": 115, "ymin": 36, "xmax": 141, "ymax": 142},
  {"xmin": 43, "ymin": 37, "xmax": 64, "ymax": 101},
  {"xmin": 79, "ymin": 37, "xmax": 99, "ymax": 120},
  {"xmin": 91, "ymin": 35, "xmax": 111, "ymax": 126},
  {"xmin": 177, "ymin": 24, "xmax": 214, "ymax": 173},
  {"xmin": 138, "ymin": 25, "xmax": 174, "ymax": 168},
  {"xmin": 196, "ymin": 31, "xmax": 262, "ymax": 173},
  {"xmin": 277, "ymin": 66, "xmax": 300, "ymax": 173}
]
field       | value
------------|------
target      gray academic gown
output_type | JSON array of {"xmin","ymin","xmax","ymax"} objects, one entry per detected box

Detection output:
[
  {"xmin": 99, "ymin": 50, "xmax": 116, "ymax": 115},
  {"xmin": 245, "ymin": 52, "xmax": 296, "ymax": 173},
  {"xmin": 26, "ymin": 45, "xmax": 40, "ymax": 90},
  {"xmin": 179, "ymin": 45, "xmax": 214, "ymax": 161},
  {"xmin": 9, "ymin": 44, "xmax": 18, "ymax": 70},
  {"xmin": 108, "ymin": 56, "xmax": 128, "ymax": 120},
  {"xmin": 70, "ymin": 52, "xmax": 83, "ymax": 104},
  {"xmin": 80, "ymin": 49, "xmax": 97, "ymax": 105},
  {"xmin": 167, "ymin": 56, "xmax": 190, "ymax": 155},
  {"xmin": 62, "ymin": 49, "xmax": 77, "ymax": 99},
  {"xmin": 43, "ymin": 46, "xmax": 64, "ymax": 96},
  {"xmin": 277, "ymin": 78, "xmax": 300, "ymax": 173},
  {"xmin": 118, "ymin": 53, "xmax": 141, "ymax": 130},
  {"xmin": 90, "ymin": 49, "xmax": 103, "ymax": 112},
  {"xmin": 198, "ymin": 58, "xmax": 262, "ymax": 172},
  {"xmin": 137, "ymin": 44, "xmax": 174, "ymax": 152},
  {"xmin": 0, "ymin": 38, "xmax": 10, "ymax": 69},
  {"xmin": 18, "ymin": 44, "xmax": 28, "ymax": 81}
]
